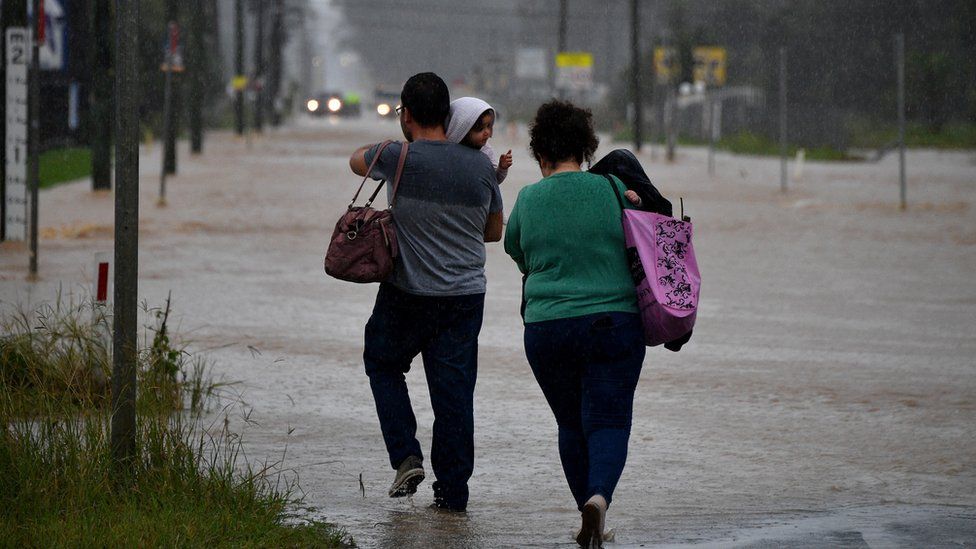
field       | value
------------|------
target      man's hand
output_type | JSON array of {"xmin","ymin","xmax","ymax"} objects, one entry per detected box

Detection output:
[
  {"xmin": 484, "ymin": 211, "xmax": 503, "ymax": 242},
  {"xmin": 349, "ymin": 144, "xmax": 373, "ymax": 176},
  {"xmin": 498, "ymin": 150, "xmax": 513, "ymax": 170}
]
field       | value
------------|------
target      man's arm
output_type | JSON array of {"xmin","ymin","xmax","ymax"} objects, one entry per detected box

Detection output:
[
  {"xmin": 484, "ymin": 211, "xmax": 503, "ymax": 242},
  {"xmin": 349, "ymin": 144, "xmax": 373, "ymax": 176}
]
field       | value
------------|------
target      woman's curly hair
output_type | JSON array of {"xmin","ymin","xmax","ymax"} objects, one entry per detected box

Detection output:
[{"xmin": 528, "ymin": 100, "xmax": 600, "ymax": 166}]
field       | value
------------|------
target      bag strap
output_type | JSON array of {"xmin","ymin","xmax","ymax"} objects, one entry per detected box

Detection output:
[
  {"xmin": 603, "ymin": 174, "xmax": 626, "ymax": 210},
  {"xmin": 349, "ymin": 140, "xmax": 392, "ymax": 208},
  {"xmin": 366, "ymin": 141, "xmax": 409, "ymax": 208}
]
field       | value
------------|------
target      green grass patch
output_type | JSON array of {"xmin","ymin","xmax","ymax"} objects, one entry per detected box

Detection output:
[
  {"xmin": 39, "ymin": 147, "xmax": 91, "ymax": 189},
  {"xmin": 0, "ymin": 295, "xmax": 351, "ymax": 547},
  {"xmin": 612, "ymin": 129, "xmax": 853, "ymax": 161},
  {"xmin": 849, "ymin": 121, "xmax": 976, "ymax": 150},
  {"xmin": 715, "ymin": 132, "xmax": 854, "ymax": 161}
]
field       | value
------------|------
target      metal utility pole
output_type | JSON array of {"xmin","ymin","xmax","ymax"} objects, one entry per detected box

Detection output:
[
  {"xmin": 630, "ymin": 0, "xmax": 642, "ymax": 152},
  {"xmin": 779, "ymin": 47, "xmax": 788, "ymax": 193},
  {"xmin": 90, "ymin": 0, "xmax": 113, "ymax": 190},
  {"xmin": 269, "ymin": 0, "xmax": 284, "ymax": 127},
  {"xmin": 664, "ymin": 35, "xmax": 676, "ymax": 162},
  {"xmin": 556, "ymin": 0, "xmax": 567, "ymax": 99},
  {"xmin": 708, "ymin": 94, "xmax": 717, "ymax": 176},
  {"xmin": 188, "ymin": 4, "xmax": 205, "ymax": 154},
  {"xmin": 234, "ymin": 0, "xmax": 245, "ymax": 135},
  {"xmin": 28, "ymin": 0, "xmax": 41, "ymax": 278},
  {"xmin": 253, "ymin": 0, "xmax": 265, "ymax": 132},
  {"xmin": 112, "ymin": 0, "xmax": 140, "ymax": 468},
  {"xmin": 896, "ymin": 33, "xmax": 906, "ymax": 210}
]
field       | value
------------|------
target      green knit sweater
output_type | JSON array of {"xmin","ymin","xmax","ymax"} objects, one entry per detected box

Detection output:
[{"xmin": 504, "ymin": 171, "xmax": 638, "ymax": 324}]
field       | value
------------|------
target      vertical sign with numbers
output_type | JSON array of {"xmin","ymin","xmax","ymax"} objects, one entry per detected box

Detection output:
[{"xmin": 5, "ymin": 28, "xmax": 30, "ymax": 241}]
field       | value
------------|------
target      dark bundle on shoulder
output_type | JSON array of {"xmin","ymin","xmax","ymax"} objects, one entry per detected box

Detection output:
[{"xmin": 589, "ymin": 149, "xmax": 672, "ymax": 217}]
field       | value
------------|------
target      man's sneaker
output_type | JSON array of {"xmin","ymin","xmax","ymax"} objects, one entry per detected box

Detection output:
[{"xmin": 388, "ymin": 455, "xmax": 425, "ymax": 497}]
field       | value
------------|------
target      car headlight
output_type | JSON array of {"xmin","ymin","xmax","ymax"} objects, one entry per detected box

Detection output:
[
  {"xmin": 327, "ymin": 98, "xmax": 342, "ymax": 112},
  {"xmin": 376, "ymin": 103, "xmax": 391, "ymax": 116},
  {"xmin": 306, "ymin": 99, "xmax": 320, "ymax": 112}
]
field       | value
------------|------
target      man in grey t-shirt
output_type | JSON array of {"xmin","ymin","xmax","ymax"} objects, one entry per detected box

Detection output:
[{"xmin": 349, "ymin": 72, "xmax": 503, "ymax": 512}]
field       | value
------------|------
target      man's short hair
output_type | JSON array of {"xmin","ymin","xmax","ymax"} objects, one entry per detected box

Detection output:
[{"xmin": 401, "ymin": 72, "xmax": 450, "ymax": 129}]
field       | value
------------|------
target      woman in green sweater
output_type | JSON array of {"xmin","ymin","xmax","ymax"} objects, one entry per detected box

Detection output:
[{"xmin": 504, "ymin": 100, "xmax": 645, "ymax": 548}]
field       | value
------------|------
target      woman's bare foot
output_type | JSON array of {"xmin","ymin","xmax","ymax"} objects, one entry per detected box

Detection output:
[{"xmin": 576, "ymin": 494, "xmax": 607, "ymax": 548}]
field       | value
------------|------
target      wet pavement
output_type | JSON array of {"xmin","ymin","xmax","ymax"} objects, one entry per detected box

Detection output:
[{"xmin": 2, "ymin": 117, "xmax": 975, "ymax": 547}]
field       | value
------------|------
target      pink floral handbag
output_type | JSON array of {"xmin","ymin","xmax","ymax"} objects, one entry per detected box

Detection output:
[{"xmin": 606, "ymin": 177, "xmax": 700, "ymax": 347}]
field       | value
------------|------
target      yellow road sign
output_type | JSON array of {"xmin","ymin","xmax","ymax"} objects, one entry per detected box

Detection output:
[
  {"xmin": 556, "ymin": 52, "xmax": 593, "ymax": 68},
  {"xmin": 231, "ymin": 75, "xmax": 248, "ymax": 91},
  {"xmin": 654, "ymin": 47, "xmax": 679, "ymax": 84},
  {"xmin": 693, "ymin": 47, "xmax": 727, "ymax": 86}
]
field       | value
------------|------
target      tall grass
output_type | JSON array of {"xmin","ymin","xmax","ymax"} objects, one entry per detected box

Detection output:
[
  {"xmin": 0, "ymin": 294, "xmax": 351, "ymax": 547},
  {"xmin": 0, "ymin": 292, "xmax": 223, "ymax": 417}
]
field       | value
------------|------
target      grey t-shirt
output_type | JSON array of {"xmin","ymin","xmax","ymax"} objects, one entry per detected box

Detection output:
[{"xmin": 365, "ymin": 140, "xmax": 502, "ymax": 296}]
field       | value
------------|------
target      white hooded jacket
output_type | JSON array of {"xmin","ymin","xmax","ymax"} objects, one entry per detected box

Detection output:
[{"xmin": 446, "ymin": 97, "xmax": 507, "ymax": 184}]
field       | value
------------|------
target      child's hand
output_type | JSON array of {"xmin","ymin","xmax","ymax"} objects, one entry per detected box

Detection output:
[
  {"xmin": 624, "ymin": 190, "xmax": 643, "ymax": 207},
  {"xmin": 499, "ymin": 150, "xmax": 513, "ymax": 170}
]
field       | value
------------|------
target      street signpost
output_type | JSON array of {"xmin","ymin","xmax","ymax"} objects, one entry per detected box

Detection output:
[
  {"xmin": 4, "ymin": 27, "xmax": 29, "ymax": 241},
  {"xmin": 693, "ymin": 46, "xmax": 727, "ymax": 87},
  {"xmin": 555, "ymin": 51, "xmax": 593, "ymax": 93}
]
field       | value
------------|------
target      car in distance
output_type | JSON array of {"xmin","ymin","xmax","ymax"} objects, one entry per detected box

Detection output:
[
  {"xmin": 306, "ymin": 91, "xmax": 362, "ymax": 117},
  {"xmin": 374, "ymin": 89, "xmax": 400, "ymax": 119}
]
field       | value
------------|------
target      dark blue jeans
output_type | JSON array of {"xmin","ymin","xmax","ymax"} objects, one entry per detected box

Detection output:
[
  {"xmin": 524, "ymin": 311, "xmax": 645, "ymax": 510},
  {"xmin": 363, "ymin": 283, "xmax": 485, "ymax": 511}
]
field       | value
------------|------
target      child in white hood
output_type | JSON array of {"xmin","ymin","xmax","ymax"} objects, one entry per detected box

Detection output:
[{"xmin": 446, "ymin": 97, "xmax": 513, "ymax": 184}]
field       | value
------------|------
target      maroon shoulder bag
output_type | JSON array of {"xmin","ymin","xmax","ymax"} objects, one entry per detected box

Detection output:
[{"xmin": 324, "ymin": 140, "xmax": 409, "ymax": 283}]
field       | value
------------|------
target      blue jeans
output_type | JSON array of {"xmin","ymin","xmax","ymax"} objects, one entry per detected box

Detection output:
[
  {"xmin": 524, "ymin": 312, "xmax": 645, "ymax": 510},
  {"xmin": 363, "ymin": 283, "xmax": 484, "ymax": 511}
]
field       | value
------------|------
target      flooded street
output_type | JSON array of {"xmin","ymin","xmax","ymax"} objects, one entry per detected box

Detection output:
[{"xmin": 2, "ymin": 118, "xmax": 975, "ymax": 547}]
